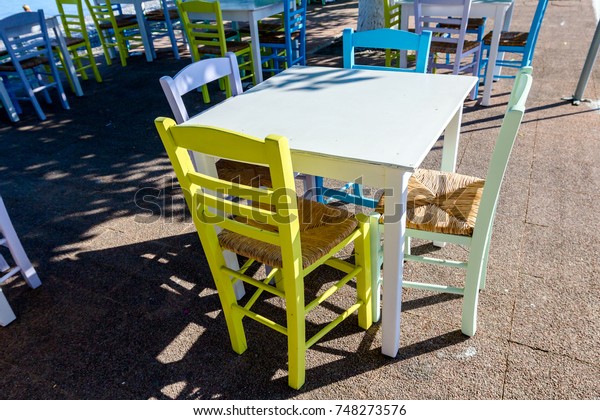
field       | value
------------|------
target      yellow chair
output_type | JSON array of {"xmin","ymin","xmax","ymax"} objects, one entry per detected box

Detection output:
[
  {"xmin": 155, "ymin": 118, "xmax": 374, "ymax": 389},
  {"xmin": 55, "ymin": 0, "xmax": 102, "ymax": 89},
  {"xmin": 84, "ymin": 0, "xmax": 143, "ymax": 67},
  {"xmin": 177, "ymin": 0, "xmax": 254, "ymax": 101}
]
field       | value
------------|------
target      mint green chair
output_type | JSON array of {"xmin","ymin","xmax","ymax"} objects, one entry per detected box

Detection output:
[
  {"xmin": 371, "ymin": 67, "xmax": 533, "ymax": 336},
  {"xmin": 155, "ymin": 118, "xmax": 375, "ymax": 390}
]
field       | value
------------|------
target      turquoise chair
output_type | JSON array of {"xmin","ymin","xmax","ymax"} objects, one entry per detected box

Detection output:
[
  {"xmin": 370, "ymin": 67, "xmax": 533, "ymax": 335},
  {"xmin": 479, "ymin": 0, "xmax": 548, "ymax": 80},
  {"xmin": 315, "ymin": 27, "xmax": 432, "ymax": 207}
]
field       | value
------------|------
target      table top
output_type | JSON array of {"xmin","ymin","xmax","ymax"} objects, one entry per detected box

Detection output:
[{"xmin": 185, "ymin": 66, "xmax": 476, "ymax": 170}]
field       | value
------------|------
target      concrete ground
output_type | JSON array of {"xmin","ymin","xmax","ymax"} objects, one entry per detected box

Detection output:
[{"xmin": 0, "ymin": 0, "xmax": 599, "ymax": 400}]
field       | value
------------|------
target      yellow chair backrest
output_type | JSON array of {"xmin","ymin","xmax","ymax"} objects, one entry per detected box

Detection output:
[
  {"xmin": 177, "ymin": 0, "xmax": 228, "ymax": 62},
  {"xmin": 154, "ymin": 118, "xmax": 302, "ymax": 268}
]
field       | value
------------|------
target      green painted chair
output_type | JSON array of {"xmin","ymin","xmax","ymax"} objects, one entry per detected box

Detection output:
[
  {"xmin": 383, "ymin": 0, "xmax": 402, "ymax": 67},
  {"xmin": 84, "ymin": 0, "xmax": 143, "ymax": 67},
  {"xmin": 370, "ymin": 67, "xmax": 533, "ymax": 335},
  {"xmin": 177, "ymin": 0, "xmax": 255, "ymax": 102},
  {"xmin": 155, "ymin": 118, "xmax": 375, "ymax": 390},
  {"xmin": 55, "ymin": 0, "xmax": 102, "ymax": 89}
]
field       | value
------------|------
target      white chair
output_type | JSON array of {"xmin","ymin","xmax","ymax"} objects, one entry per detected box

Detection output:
[
  {"xmin": 0, "ymin": 195, "xmax": 42, "ymax": 326},
  {"xmin": 0, "ymin": 10, "xmax": 70, "ymax": 121},
  {"xmin": 159, "ymin": 52, "xmax": 243, "ymax": 124}
]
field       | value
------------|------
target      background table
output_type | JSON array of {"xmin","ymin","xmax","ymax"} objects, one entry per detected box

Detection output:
[
  {"xmin": 398, "ymin": 0, "xmax": 515, "ymax": 106},
  {"xmin": 191, "ymin": 0, "xmax": 284, "ymax": 83},
  {"xmin": 183, "ymin": 66, "xmax": 477, "ymax": 357}
]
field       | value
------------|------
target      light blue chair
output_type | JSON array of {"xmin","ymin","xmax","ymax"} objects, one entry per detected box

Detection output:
[
  {"xmin": 314, "ymin": 27, "xmax": 432, "ymax": 207},
  {"xmin": 479, "ymin": 0, "xmax": 548, "ymax": 80},
  {"xmin": 370, "ymin": 67, "xmax": 534, "ymax": 334},
  {"xmin": 259, "ymin": 0, "xmax": 307, "ymax": 77}
]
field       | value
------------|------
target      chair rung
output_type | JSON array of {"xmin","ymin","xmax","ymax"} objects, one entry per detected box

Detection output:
[
  {"xmin": 232, "ymin": 303, "xmax": 288, "ymax": 335},
  {"xmin": 0, "ymin": 267, "xmax": 21, "ymax": 284},
  {"xmin": 402, "ymin": 280, "xmax": 464, "ymax": 295},
  {"xmin": 306, "ymin": 300, "xmax": 363, "ymax": 349},
  {"xmin": 323, "ymin": 258, "xmax": 356, "ymax": 274},
  {"xmin": 404, "ymin": 253, "xmax": 468, "ymax": 269},
  {"xmin": 305, "ymin": 266, "xmax": 361, "ymax": 313},
  {"xmin": 221, "ymin": 266, "xmax": 285, "ymax": 298}
]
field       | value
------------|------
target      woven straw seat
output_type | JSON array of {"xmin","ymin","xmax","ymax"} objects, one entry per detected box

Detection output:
[
  {"xmin": 145, "ymin": 8, "xmax": 179, "ymax": 21},
  {"xmin": 259, "ymin": 30, "xmax": 301, "ymax": 44},
  {"xmin": 430, "ymin": 39, "xmax": 480, "ymax": 54},
  {"xmin": 0, "ymin": 56, "xmax": 48, "ymax": 71},
  {"xmin": 197, "ymin": 40, "xmax": 251, "ymax": 55},
  {"xmin": 218, "ymin": 198, "xmax": 359, "ymax": 269},
  {"xmin": 483, "ymin": 31, "xmax": 529, "ymax": 47},
  {"xmin": 192, "ymin": 28, "xmax": 239, "ymax": 39},
  {"xmin": 98, "ymin": 15, "xmax": 137, "ymax": 30},
  {"xmin": 437, "ymin": 17, "xmax": 486, "ymax": 31},
  {"xmin": 376, "ymin": 168, "xmax": 484, "ymax": 236},
  {"xmin": 215, "ymin": 159, "xmax": 272, "ymax": 188}
]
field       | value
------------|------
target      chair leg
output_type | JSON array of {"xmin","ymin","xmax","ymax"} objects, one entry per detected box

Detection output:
[
  {"xmin": 284, "ymin": 272, "xmax": 306, "ymax": 390},
  {"xmin": 369, "ymin": 213, "xmax": 383, "ymax": 323},
  {"xmin": 0, "ymin": 289, "xmax": 16, "ymax": 327},
  {"xmin": 461, "ymin": 245, "xmax": 486, "ymax": 337},
  {"xmin": 0, "ymin": 198, "xmax": 42, "ymax": 290},
  {"xmin": 354, "ymin": 216, "xmax": 373, "ymax": 330}
]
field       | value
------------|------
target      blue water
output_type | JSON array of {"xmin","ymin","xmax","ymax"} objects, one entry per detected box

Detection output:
[{"xmin": 0, "ymin": 1, "xmax": 60, "ymax": 20}]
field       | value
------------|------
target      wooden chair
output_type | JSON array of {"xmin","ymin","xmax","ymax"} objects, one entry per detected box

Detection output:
[
  {"xmin": 144, "ymin": 0, "xmax": 184, "ymax": 59},
  {"xmin": 155, "ymin": 118, "xmax": 375, "ymax": 390},
  {"xmin": 0, "ymin": 10, "xmax": 70, "ymax": 121},
  {"xmin": 55, "ymin": 0, "xmax": 103, "ymax": 90},
  {"xmin": 370, "ymin": 67, "xmax": 533, "ymax": 334},
  {"xmin": 314, "ymin": 27, "xmax": 432, "ymax": 208},
  {"xmin": 0, "ymin": 76, "xmax": 19, "ymax": 122},
  {"xmin": 159, "ymin": 52, "xmax": 271, "ymax": 188},
  {"xmin": 84, "ymin": 0, "xmax": 143, "ymax": 67},
  {"xmin": 1, "ymin": 195, "xmax": 42, "ymax": 326},
  {"xmin": 480, "ymin": 0, "xmax": 548, "ymax": 80},
  {"xmin": 177, "ymin": 0, "xmax": 254, "ymax": 101},
  {"xmin": 414, "ymin": 0, "xmax": 481, "ymax": 99},
  {"xmin": 258, "ymin": 0, "xmax": 307, "ymax": 77}
]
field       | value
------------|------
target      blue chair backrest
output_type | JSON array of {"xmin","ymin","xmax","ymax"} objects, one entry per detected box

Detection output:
[
  {"xmin": 523, "ymin": 0, "xmax": 549, "ymax": 66},
  {"xmin": 283, "ymin": 0, "xmax": 307, "ymax": 66},
  {"xmin": 342, "ymin": 27, "xmax": 432, "ymax": 73}
]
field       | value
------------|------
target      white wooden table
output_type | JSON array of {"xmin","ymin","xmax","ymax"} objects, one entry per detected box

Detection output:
[
  {"xmin": 397, "ymin": 0, "xmax": 515, "ymax": 106},
  {"xmin": 183, "ymin": 66, "xmax": 477, "ymax": 357}
]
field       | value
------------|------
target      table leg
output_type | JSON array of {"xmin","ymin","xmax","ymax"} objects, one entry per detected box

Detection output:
[
  {"xmin": 481, "ymin": 7, "xmax": 508, "ymax": 106},
  {"xmin": 440, "ymin": 105, "xmax": 463, "ymax": 173},
  {"xmin": 381, "ymin": 170, "xmax": 411, "ymax": 357},
  {"xmin": 435, "ymin": 104, "xmax": 463, "ymax": 247},
  {"xmin": 134, "ymin": 2, "xmax": 156, "ymax": 61},
  {"xmin": 248, "ymin": 12, "xmax": 264, "ymax": 84}
]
